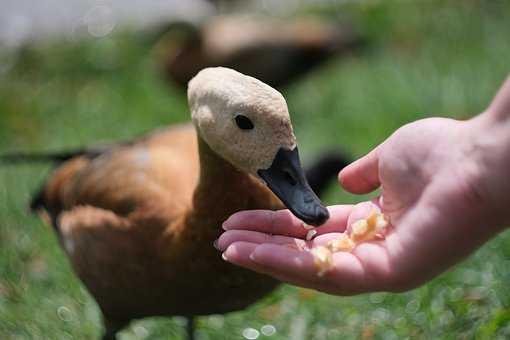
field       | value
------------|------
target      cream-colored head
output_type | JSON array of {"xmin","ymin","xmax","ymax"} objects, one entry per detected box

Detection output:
[
  {"xmin": 188, "ymin": 67, "xmax": 296, "ymax": 176},
  {"xmin": 187, "ymin": 67, "xmax": 329, "ymax": 226}
]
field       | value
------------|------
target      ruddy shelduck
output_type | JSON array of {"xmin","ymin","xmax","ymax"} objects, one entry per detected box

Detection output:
[{"xmin": 2, "ymin": 67, "xmax": 336, "ymax": 339}]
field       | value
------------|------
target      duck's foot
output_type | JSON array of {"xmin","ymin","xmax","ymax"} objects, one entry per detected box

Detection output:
[
  {"xmin": 186, "ymin": 316, "xmax": 195, "ymax": 340},
  {"xmin": 102, "ymin": 318, "xmax": 127, "ymax": 340}
]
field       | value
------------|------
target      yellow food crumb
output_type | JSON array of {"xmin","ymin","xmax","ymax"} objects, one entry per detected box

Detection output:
[
  {"xmin": 350, "ymin": 219, "xmax": 374, "ymax": 242},
  {"xmin": 367, "ymin": 212, "xmax": 389, "ymax": 233},
  {"xmin": 350, "ymin": 212, "xmax": 388, "ymax": 243},
  {"xmin": 327, "ymin": 233, "xmax": 355, "ymax": 252},
  {"xmin": 308, "ymin": 212, "xmax": 389, "ymax": 276},
  {"xmin": 306, "ymin": 229, "xmax": 317, "ymax": 241},
  {"xmin": 310, "ymin": 246, "xmax": 333, "ymax": 277}
]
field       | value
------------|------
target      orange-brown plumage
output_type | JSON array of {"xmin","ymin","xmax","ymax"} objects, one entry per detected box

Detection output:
[{"xmin": 39, "ymin": 124, "xmax": 283, "ymax": 331}]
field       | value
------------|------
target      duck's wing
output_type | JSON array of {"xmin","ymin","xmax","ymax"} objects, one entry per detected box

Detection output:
[
  {"xmin": 57, "ymin": 204, "xmax": 173, "ymax": 322},
  {"xmin": 33, "ymin": 124, "xmax": 199, "ymax": 237}
]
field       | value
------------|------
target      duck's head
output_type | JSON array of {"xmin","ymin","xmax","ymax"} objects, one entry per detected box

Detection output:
[{"xmin": 188, "ymin": 67, "xmax": 329, "ymax": 226}]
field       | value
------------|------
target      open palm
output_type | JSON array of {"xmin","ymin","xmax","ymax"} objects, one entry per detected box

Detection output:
[{"xmin": 218, "ymin": 117, "xmax": 504, "ymax": 294}]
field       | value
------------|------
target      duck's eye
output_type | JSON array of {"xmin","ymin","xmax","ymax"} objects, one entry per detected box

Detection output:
[{"xmin": 234, "ymin": 115, "xmax": 254, "ymax": 130}]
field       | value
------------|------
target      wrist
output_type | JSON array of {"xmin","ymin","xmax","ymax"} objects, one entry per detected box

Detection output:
[
  {"xmin": 463, "ymin": 115, "xmax": 510, "ymax": 232},
  {"xmin": 484, "ymin": 75, "xmax": 510, "ymax": 122}
]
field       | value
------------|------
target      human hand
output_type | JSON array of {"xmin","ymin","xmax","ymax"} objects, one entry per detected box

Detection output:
[{"xmin": 218, "ymin": 116, "xmax": 509, "ymax": 294}]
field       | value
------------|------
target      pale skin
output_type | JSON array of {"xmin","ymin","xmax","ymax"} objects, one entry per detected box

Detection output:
[{"xmin": 217, "ymin": 75, "xmax": 510, "ymax": 295}]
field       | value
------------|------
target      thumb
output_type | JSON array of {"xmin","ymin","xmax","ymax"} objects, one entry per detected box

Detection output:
[{"xmin": 338, "ymin": 146, "xmax": 381, "ymax": 194}]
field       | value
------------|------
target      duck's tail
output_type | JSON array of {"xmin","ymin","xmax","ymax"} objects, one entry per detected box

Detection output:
[
  {"xmin": 305, "ymin": 151, "xmax": 351, "ymax": 198},
  {"xmin": 0, "ymin": 147, "xmax": 110, "ymax": 213},
  {"xmin": 0, "ymin": 147, "xmax": 108, "ymax": 165}
]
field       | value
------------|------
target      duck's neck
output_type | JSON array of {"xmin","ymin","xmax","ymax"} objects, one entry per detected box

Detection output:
[{"xmin": 187, "ymin": 136, "xmax": 280, "ymax": 232}]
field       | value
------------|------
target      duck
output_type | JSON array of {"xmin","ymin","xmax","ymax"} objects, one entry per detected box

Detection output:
[
  {"xmin": 153, "ymin": 15, "xmax": 364, "ymax": 90},
  {"xmin": 1, "ymin": 67, "xmax": 337, "ymax": 340}
]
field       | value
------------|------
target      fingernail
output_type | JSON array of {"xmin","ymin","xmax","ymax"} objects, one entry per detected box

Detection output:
[
  {"xmin": 222, "ymin": 252, "xmax": 228, "ymax": 261},
  {"xmin": 213, "ymin": 239, "xmax": 220, "ymax": 250},
  {"xmin": 222, "ymin": 218, "xmax": 232, "ymax": 230},
  {"xmin": 249, "ymin": 253, "xmax": 256, "ymax": 261},
  {"xmin": 222, "ymin": 214, "xmax": 238, "ymax": 230}
]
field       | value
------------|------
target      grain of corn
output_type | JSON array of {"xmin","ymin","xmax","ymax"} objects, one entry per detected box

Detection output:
[
  {"xmin": 309, "ymin": 212, "xmax": 389, "ymax": 276},
  {"xmin": 351, "ymin": 212, "xmax": 388, "ymax": 242},
  {"xmin": 311, "ymin": 246, "xmax": 333, "ymax": 276},
  {"xmin": 327, "ymin": 233, "xmax": 355, "ymax": 252},
  {"xmin": 374, "ymin": 213, "xmax": 389, "ymax": 231},
  {"xmin": 350, "ymin": 219, "xmax": 374, "ymax": 242},
  {"xmin": 306, "ymin": 229, "xmax": 317, "ymax": 241}
]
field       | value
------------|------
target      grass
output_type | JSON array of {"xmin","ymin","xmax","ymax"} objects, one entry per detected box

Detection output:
[{"xmin": 1, "ymin": 0, "xmax": 510, "ymax": 339}]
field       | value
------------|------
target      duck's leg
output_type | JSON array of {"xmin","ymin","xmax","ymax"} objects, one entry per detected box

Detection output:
[
  {"xmin": 102, "ymin": 330, "xmax": 117, "ymax": 340},
  {"xmin": 102, "ymin": 318, "xmax": 127, "ymax": 340},
  {"xmin": 186, "ymin": 316, "xmax": 195, "ymax": 340}
]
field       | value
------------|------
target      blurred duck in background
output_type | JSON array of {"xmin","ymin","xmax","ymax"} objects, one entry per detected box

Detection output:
[
  {"xmin": 204, "ymin": 0, "xmax": 241, "ymax": 11},
  {"xmin": 153, "ymin": 15, "xmax": 364, "ymax": 90}
]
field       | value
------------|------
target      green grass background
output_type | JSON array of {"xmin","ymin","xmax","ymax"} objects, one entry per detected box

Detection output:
[{"xmin": 1, "ymin": 0, "xmax": 510, "ymax": 339}]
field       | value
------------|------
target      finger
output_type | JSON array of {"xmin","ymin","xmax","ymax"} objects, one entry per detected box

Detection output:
[
  {"xmin": 326, "ymin": 251, "xmax": 373, "ymax": 295},
  {"xmin": 249, "ymin": 243, "xmax": 371, "ymax": 294},
  {"xmin": 251, "ymin": 243, "xmax": 392, "ymax": 295},
  {"xmin": 222, "ymin": 241, "xmax": 314, "ymax": 286},
  {"xmin": 223, "ymin": 241, "xmax": 395, "ymax": 295},
  {"xmin": 312, "ymin": 232, "xmax": 347, "ymax": 245},
  {"xmin": 220, "ymin": 200, "xmax": 385, "ymax": 250},
  {"xmin": 222, "ymin": 241, "xmax": 260, "ymax": 268},
  {"xmin": 241, "ymin": 201, "xmax": 381, "ymax": 246},
  {"xmin": 222, "ymin": 205, "xmax": 354, "ymax": 237},
  {"xmin": 221, "ymin": 242, "xmax": 329, "ymax": 290},
  {"xmin": 217, "ymin": 230, "xmax": 306, "ymax": 251},
  {"xmin": 218, "ymin": 229, "xmax": 352, "ymax": 252},
  {"xmin": 249, "ymin": 243, "xmax": 320, "ymax": 280},
  {"xmin": 338, "ymin": 146, "xmax": 381, "ymax": 194}
]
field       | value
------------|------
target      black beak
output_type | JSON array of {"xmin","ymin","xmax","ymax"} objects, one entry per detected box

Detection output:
[{"xmin": 258, "ymin": 147, "xmax": 329, "ymax": 226}]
